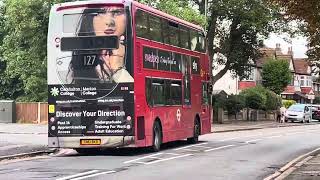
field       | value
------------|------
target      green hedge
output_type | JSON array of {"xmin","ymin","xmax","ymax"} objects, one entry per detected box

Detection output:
[
  {"xmin": 240, "ymin": 85, "xmax": 281, "ymax": 111},
  {"xmin": 224, "ymin": 95, "xmax": 245, "ymax": 115}
]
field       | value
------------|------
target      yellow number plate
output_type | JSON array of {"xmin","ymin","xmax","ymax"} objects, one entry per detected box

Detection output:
[{"xmin": 80, "ymin": 139, "xmax": 101, "ymax": 145}]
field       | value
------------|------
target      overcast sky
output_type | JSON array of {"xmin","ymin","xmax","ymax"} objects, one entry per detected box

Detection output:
[{"xmin": 264, "ymin": 33, "xmax": 308, "ymax": 59}]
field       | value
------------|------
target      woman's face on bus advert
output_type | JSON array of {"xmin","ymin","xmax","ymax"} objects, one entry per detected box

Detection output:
[{"xmin": 93, "ymin": 7, "xmax": 126, "ymax": 37}]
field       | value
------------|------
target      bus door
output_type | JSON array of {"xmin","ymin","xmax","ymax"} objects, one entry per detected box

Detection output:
[
  {"xmin": 181, "ymin": 55, "xmax": 193, "ymax": 134},
  {"xmin": 201, "ymin": 82, "xmax": 211, "ymax": 133}
]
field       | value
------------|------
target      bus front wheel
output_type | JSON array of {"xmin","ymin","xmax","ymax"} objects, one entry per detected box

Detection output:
[
  {"xmin": 187, "ymin": 119, "xmax": 200, "ymax": 144},
  {"xmin": 151, "ymin": 121, "xmax": 162, "ymax": 152}
]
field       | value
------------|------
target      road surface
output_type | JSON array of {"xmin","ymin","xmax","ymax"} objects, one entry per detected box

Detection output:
[{"xmin": 1, "ymin": 123, "xmax": 320, "ymax": 180}]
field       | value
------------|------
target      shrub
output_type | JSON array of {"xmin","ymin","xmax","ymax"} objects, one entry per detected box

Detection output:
[
  {"xmin": 212, "ymin": 95, "xmax": 226, "ymax": 108},
  {"xmin": 314, "ymin": 97, "xmax": 320, "ymax": 104},
  {"xmin": 240, "ymin": 86, "xmax": 267, "ymax": 110},
  {"xmin": 265, "ymin": 90, "xmax": 281, "ymax": 111},
  {"xmin": 240, "ymin": 85, "xmax": 281, "ymax": 111},
  {"xmin": 282, "ymin": 100, "xmax": 296, "ymax": 108},
  {"xmin": 225, "ymin": 95, "xmax": 245, "ymax": 116}
]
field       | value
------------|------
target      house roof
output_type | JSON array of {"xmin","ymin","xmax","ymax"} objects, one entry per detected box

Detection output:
[
  {"xmin": 282, "ymin": 86, "xmax": 295, "ymax": 94},
  {"xmin": 301, "ymin": 87, "xmax": 314, "ymax": 95},
  {"xmin": 294, "ymin": 59, "xmax": 310, "ymax": 75},
  {"xmin": 256, "ymin": 47, "xmax": 294, "ymax": 73},
  {"xmin": 212, "ymin": 90, "xmax": 228, "ymax": 97},
  {"xmin": 256, "ymin": 48, "xmax": 275, "ymax": 68}
]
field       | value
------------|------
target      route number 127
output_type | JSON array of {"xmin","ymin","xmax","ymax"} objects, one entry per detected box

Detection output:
[{"xmin": 83, "ymin": 55, "xmax": 96, "ymax": 66}]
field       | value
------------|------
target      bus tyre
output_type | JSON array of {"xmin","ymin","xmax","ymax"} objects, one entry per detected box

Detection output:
[
  {"xmin": 151, "ymin": 122, "xmax": 162, "ymax": 152},
  {"xmin": 187, "ymin": 119, "xmax": 200, "ymax": 144}
]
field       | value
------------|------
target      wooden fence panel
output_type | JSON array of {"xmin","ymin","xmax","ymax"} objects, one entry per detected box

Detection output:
[
  {"xmin": 40, "ymin": 103, "xmax": 48, "ymax": 123},
  {"xmin": 16, "ymin": 102, "xmax": 48, "ymax": 123}
]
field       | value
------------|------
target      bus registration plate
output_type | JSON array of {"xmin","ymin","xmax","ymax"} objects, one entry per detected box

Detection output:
[{"xmin": 80, "ymin": 139, "xmax": 101, "ymax": 145}]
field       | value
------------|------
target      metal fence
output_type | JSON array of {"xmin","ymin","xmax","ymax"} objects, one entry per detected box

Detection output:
[{"xmin": 16, "ymin": 102, "xmax": 48, "ymax": 124}]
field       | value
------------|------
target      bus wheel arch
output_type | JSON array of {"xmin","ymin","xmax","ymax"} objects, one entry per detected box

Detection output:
[
  {"xmin": 151, "ymin": 118, "xmax": 162, "ymax": 152},
  {"xmin": 187, "ymin": 115, "xmax": 201, "ymax": 144}
]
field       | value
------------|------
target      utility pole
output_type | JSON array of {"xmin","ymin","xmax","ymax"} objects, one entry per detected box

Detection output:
[{"xmin": 205, "ymin": 0, "xmax": 207, "ymax": 32}]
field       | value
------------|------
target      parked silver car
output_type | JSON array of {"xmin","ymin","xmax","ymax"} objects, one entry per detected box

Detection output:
[{"xmin": 284, "ymin": 104, "xmax": 312, "ymax": 123}]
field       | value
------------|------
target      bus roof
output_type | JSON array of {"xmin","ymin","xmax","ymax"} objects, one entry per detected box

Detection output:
[{"xmin": 52, "ymin": 0, "xmax": 204, "ymax": 32}]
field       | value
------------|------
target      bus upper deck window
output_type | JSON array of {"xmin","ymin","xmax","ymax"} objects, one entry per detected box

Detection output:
[{"xmin": 136, "ymin": 10, "xmax": 149, "ymax": 39}]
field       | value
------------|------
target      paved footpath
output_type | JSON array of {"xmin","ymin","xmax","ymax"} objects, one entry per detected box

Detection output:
[
  {"xmin": 0, "ymin": 120, "xmax": 316, "ymax": 159},
  {"xmin": 283, "ymin": 150, "xmax": 320, "ymax": 180},
  {"xmin": 0, "ymin": 123, "xmax": 49, "ymax": 158},
  {"xmin": 212, "ymin": 120, "xmax": 314, "ymax": 133}
]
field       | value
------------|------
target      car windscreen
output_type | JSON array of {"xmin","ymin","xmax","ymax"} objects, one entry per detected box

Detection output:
[{"xmin": 288, "ymin": 105, "xmax": 304, "ymax": 112}]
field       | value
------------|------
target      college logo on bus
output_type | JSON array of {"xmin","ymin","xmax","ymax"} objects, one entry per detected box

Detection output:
[{"xmin": 50, "ymin": 87, "xmax": 59, "ymax": 97}]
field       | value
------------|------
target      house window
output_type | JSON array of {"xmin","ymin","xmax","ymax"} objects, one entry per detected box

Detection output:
[
  {"xmin": 300, "ymin": 76, "xmax": 305, "ymax": 86},
  {"xmin": 290, "ymin": 74, "xmax": 294, "ymax": 86},
  {"xmin": 243, "ymin": 67, "xmax": 255, "ymax": 81}
]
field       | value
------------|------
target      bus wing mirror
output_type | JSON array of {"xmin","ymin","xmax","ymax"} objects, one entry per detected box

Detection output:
[{"xmin": 60, "ymin": 36, "xmax": 119, "ymax": 51}]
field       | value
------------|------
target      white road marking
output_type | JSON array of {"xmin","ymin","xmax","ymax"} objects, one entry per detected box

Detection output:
[
  {"xmin": 165, "ymin": 152, "xmax": 181, "ymax": 156},
  {"xmin": 204, "ymin": 145, "xmax": 236, "ymax": 152},
  {"xmin": 144, "ymin": 154, "xmax": 193, "ymax": 165},
  {"xmin": 219, "ymin": 137, "xmax": 239, "ymax": 142},
  {"xmin": 183, "ymin": 149, "xmax": 201, "ymax": 152},
  {"xmin": 174, "ymin": 143, "xmax": 208, "ymax": 151},
  {"xmin": 123, "ymin": 153, "xmax": 163, "ymax": 164},
  {"xmin": 70, "ymin": 171, "xmax": 116, "ymax": 180},
  {"xmin": 286, "ymin": 132, "xmax": 303, "ymax": 135},
  {"xmin": 134, "ymin": 161, "xmax": 148, "ymax": 164},
  {"xmin": 266, "ymin": 135, "xmax": 282, "ymax": 139},
  {"xmin": 307, "ymin": 129, "xmax": 318, "ymax": 133},
  {"xmin": 219, "ymin": 135, "xmax": 260, "ymax": 142},
  {"xmin": 56, "ymin": 170, "xmax": 99, "ymax": 180},
  {"xmin": 245, "ymin": 139, "xmax": 263, "ymax": 143},
  {"xmin": 193, "ymin": 145, "xmax": 212, "ymax": 149}
]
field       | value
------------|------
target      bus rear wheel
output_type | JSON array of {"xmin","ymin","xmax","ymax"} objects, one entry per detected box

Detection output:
[
  {"xmin": 151, "ymin": 121, "xmax": 162, "ymax": 152},
  {"xmin": 187, "ymin": 119, "xmax": 200, "ymax": 144}
]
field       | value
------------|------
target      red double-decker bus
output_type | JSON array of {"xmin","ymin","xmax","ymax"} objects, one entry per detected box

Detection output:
[{"xmin": 48, "ymin": 0, "xmax": 212, "ymax": 153}]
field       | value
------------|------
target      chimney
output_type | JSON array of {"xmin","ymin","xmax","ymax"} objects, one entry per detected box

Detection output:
[
  {"xmin": 275, "ymin": 43, "xmax": 282, "ymax": 55},
  {"xmin": 288, "ymin": 47, "xmax": 293, "ymax": 55}
]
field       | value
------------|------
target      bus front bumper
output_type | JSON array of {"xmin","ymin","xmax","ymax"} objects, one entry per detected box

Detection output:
[{"xmin": 48, "ymin": 136, "xmax": 135, "ymax": 148}]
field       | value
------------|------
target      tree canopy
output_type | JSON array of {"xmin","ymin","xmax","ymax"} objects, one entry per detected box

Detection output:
[
  {"xmin": 262, "ymin": 58, "xmax": 292, "ymax": 94},
  {"xmin": 0, "ymin": 0, "xmax": 290, "ymax": 101},
  {"xmin": 138, "ymin": 0, "xmax": 284, "ymax": 85},
  {"xmin": 270, "ymin": 0, "xmax": 320, "ymax": 69},
  {"xmin": 0, "ymin": 0, "xmax": 69, "ymax": 101}
]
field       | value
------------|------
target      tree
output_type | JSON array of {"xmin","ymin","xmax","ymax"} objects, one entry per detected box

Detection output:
[
  {"xmin": 138, "ymin": 0, "xmax": 284, "ymax": 86},
  {"xmin": 269, "ymin": 0, "xmax": 320, "ymax": 66},
  {"xmin": 0, "ymin": 0, "xmax": 70, "ymax": 101},
  {"xmin": 261, "ymin": 58, "xmax": 291, "ymax": 94},
  {"xmin": 137, "ymin": 0, "xmax": 206, "ymax": 27},
  {"xmin": 0, "ymin": 1, "xmax": 24, "ymax": 100}
]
